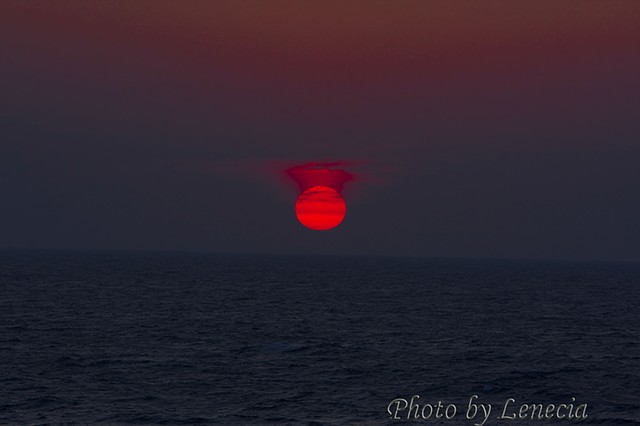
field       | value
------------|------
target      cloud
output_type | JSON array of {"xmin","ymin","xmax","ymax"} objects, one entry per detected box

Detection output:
[{"xmin": 285, "ymin": 162, "xmax": 355, "ymax": 193}]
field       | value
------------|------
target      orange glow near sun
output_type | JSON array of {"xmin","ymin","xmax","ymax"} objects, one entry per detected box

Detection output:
[{"xmin": 295, "ymin": 186, "xmax": 346, "ymax": 231}]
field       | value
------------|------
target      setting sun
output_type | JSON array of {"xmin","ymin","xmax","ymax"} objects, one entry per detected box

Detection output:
[{"xmin": 295, "ymin": 185, "xmax": 346, "ymax": 231}]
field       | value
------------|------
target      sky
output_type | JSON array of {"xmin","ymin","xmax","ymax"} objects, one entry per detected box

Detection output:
[{"xmin": 1, "ymin": 1, "xmax": 639, "ymax": 261}]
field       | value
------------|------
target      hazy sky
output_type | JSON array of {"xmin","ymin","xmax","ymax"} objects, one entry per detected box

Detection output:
[{"xmin": 1, "ymin": 1, "xmax": 639, "ymax": 261}]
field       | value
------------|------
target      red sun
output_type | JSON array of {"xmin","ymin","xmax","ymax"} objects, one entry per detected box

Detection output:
[{"xmin": 295, "ymin": 186, "xmax": 346, "ymax": 231}]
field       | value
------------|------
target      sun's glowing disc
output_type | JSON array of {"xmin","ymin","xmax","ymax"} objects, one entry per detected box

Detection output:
[{"xmin": 295, "ymin": 186, "xmax": 346, "ymax": 231}]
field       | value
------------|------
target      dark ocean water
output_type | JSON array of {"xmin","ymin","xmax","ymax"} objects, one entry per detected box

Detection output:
[{"xmin": 1, "ymin": 251, "xmax": 639, "ymax": 425}]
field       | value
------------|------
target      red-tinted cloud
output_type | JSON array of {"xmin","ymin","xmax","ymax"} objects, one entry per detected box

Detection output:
[{"xmin": 286, "ymin": 162, "xmax": 355, "ymax": 193}]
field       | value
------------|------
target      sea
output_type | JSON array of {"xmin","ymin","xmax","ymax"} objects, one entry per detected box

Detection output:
[{"xmin": 1, "ymin": 250, "xmax": 639, "ymax": 425}]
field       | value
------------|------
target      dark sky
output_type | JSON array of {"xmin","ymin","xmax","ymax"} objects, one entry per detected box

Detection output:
[{"xmin": 2, "ymin": 1, "xmax": 639, "ymax": 261}]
